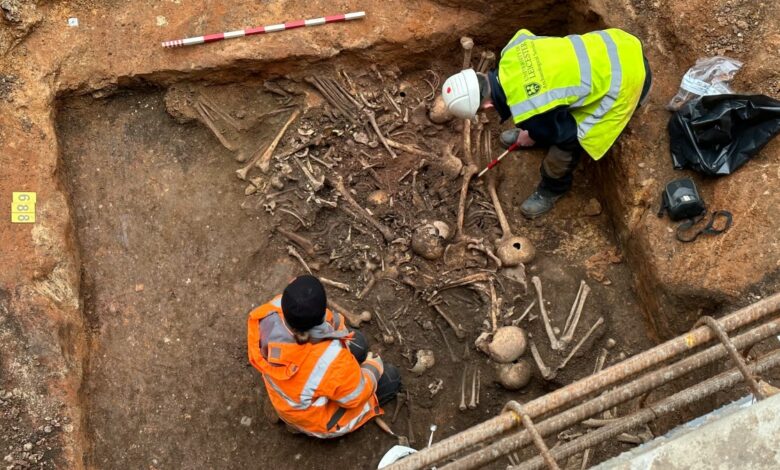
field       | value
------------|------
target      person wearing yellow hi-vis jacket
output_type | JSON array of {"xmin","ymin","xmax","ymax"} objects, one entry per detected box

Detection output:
[{"xmin": 442, "ymin": 28, "xmax": 652, "ymax": 217}]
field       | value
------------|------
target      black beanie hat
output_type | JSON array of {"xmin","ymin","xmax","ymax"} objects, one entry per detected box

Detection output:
[{"xmin": 281, "ymin": 275, "xmax": 327, "ymax": 332}]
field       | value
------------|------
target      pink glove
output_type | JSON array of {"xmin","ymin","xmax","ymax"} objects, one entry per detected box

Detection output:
[{"xmin": 516, "ymin": 129, "xmax": 536, "ymax": 147}]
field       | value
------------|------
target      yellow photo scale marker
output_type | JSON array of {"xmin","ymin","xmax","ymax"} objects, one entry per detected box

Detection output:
[{"xmin": 11, "ymin": 192, "xmax": 36, "ymax": 224}]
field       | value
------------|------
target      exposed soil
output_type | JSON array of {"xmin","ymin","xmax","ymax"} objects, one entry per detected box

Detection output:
[
  {"xmin": 2, "ymin": 0, "xmax": 780, "ymax": 469},
  {"xmin": 56, "ymin": 60, "xmax": 656, "ymax": 467}
]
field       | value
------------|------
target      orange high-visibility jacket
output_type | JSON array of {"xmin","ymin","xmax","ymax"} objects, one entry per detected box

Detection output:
[{"xmin": 247, "ymin": 295, "xmax": 384, "ymax": 438}]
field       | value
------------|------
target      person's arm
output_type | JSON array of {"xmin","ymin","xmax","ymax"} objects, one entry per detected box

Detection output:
[
  {"xmin": 326, "ymin": 351, "xmax": 384, "ymax": 409},
  {"xmin": 518, "ymin": 107, "xmax": 577, "ymax": 147}
]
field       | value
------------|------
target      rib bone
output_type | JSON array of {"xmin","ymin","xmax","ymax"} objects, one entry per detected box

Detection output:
[{"xmin": 532, "ymin": 276, "xmax": 563, "ymax": 351}]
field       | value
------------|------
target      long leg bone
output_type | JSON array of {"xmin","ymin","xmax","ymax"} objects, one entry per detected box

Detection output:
[
  {"xmin": 455, "ymin": 120, "xmax": 477, "ymax": 241},
  {"xmin": 478, "ymin": 51, "xmax": 495, "ymax": 74},
  {"xmin": 475, "ymin": 368, "xmax": 481, "ymax": 405},
  {"xmin": 459, "ymin": 366, "xmax": 469, "ymax": 411},
  {"xmin": 530, "ymin": 340, "xmax": 557, "ymax": 380},
  {"xmin": 563, "ymin": 281, "xmax": 586, "ymax": 334},
  {"xmin": 198, "ymin": 94, "xmax": 240, "ymax": 130},
  {"xmin": 275, "ymin": 226, "xmax": 316, "ymax": 256},
  {"xmin": 561, "ymin": 281, "xmax": 591, "ymax": 347},
  {"xmin": 326, "ymin": 175, "xmax": 394, "ymax": 242},
  {"xmin": 434, "ymin": 321, "xmax": 460, "ymax": 362},
  {"xmin": 255, "ymin": 107, "xmax": 301, "ymax": 173},
  {"xmin": 468, "ymin": 366, "xmax": 478, "ymax": 409},
  {"xmin": 485, "ymin": 134, "xmax": 535, "ymax": 266},
  {"xmin": 356, "ymin": 273, "xmax": 376, "ymax": 300},
  {"xmin": 320, "ymin": 277, "xmax": 351, "ymax": 293},
  {"xmin": 532, "ymin": 276, "xmax": 563, "ymax": 351},
  {"xmin": 328, "ymin": 299, "xmax": 371, "ymax": 328},
  {"xmin": 461, "ymin": 37, "xmax": 474, "ymax": 70},
  {"xmin": 236, "ymin": 108, "xmax": 300, "ymax": 179},
  {"xmin": 195, "ymin": 101, "xmax": 237, "ymax": 151},
  {"xmin": 558, "ymin": 316, "xmax": 605, "ymax": 370}
]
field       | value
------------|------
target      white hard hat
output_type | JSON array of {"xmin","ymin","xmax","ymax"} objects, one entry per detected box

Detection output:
[{"xmin": 442, "ymin": 69, "xmax": 481, "ymax": 119}]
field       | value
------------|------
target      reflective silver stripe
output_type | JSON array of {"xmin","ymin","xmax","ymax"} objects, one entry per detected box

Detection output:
[
  {"xmin": 299, "ymin": 340, "xmax": 342, "ymax": 405},
  {"xmin": 264, "ymin": 375, "xmax": 307, "ymax": 410},
  {"xmin": 335, "ymin": 374, "xmax": 366, "ymax": 405},
  {"xmin": 509, "ymin": 86, "xmax": 583, "ymax": 117},
  {"xmin": 501, "ymin": 33, "xmax": 534, "ymax": 57},
  {"xmin": 309, "ymin": 402, "xmax": 373, "ymax": 438},
  {"xmin": 508, "ymin": 35, "xmax": 592, "ymax": 118},
  {"xmin": 264, "ymin": 375, "xmax": 329, "ymax": 410},
  {"xmin": 577, "ymin": 31, "xmax": 623, "ymax": 139},
  {"xmin": 332, "ymin": 311, "xmax": 341, "ymax": 330},
  {"xmin": 361, "ymin": 363, "xmax": 381, "ymax": 381},
  {"xmin": 271, "ymin": 296, "xmax": 282, "ymax": 308},
  {"xmin": 568, "ymin": 35, "xmax": 592, "ymax": 107}
]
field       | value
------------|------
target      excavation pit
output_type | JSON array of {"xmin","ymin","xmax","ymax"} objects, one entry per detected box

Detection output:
[
  {"xmin": 57, "ymin": 54, "xmax": 657, "ymax": 467},
  {"xmin": 3, "ymin": 0, "xmax": 778, "ymax": 468}
]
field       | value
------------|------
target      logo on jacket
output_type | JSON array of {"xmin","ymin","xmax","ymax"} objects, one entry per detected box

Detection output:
[{"xmin": 525, "ymin": 82, "xmax": 541, "ymax": 97}]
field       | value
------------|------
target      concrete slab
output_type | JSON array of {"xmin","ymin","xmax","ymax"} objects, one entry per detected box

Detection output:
[{"xmin": 595, "ymin": 394, "xmax": 780, "ymax": 469}]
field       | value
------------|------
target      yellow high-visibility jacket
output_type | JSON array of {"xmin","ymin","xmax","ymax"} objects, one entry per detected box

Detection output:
[{"xmin": 498, "ymin": 28, "xmax": 646, "ymax": 159}]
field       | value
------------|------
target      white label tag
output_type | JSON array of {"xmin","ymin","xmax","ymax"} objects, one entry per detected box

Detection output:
[{"xmin": 681, "ymin": 74, "xmax": 711, "ymax": 95}]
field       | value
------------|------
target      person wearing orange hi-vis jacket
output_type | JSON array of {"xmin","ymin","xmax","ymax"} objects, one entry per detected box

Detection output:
[{"xmin": 247, "ymin": 275, "xmax": 401, "ymax": 437}]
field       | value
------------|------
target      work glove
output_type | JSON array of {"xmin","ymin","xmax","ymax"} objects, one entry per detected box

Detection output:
[
  {"xmin": 365, "ymin": 351, "xmax": 385, "ymax": 378},
  {"xmin": 515, "ymin": 128, "xmax": 536, "ymax": 147}
]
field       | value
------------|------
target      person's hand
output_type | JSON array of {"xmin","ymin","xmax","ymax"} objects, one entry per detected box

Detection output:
[
  {"xmin": 515, "ymin": 129, "xmax": 536, "ymax": 147},
  {"xmin": 366, "ymin": 351, "xmax": 381, "ymax": 363}
]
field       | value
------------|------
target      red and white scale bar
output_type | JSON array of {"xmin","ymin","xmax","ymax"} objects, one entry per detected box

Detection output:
[{"xmin": 162, "ymin": 11, "xmax": 366, "ymax": 48}]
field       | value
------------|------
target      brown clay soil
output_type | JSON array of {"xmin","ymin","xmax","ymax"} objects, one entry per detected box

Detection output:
[{"xmin": 2, "ymin": 0, "xmax": 780, "ymax": 469}]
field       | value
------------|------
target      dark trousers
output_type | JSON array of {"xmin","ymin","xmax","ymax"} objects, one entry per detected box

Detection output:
[{"xmin": 348, "ymin": 330, "xmax": 402, "ymax": 406}]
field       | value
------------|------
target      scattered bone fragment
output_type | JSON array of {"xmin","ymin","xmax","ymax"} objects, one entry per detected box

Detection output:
[
  {"xmin": 431, "ymin": 303, "xmax": 466, "ymax": 339},
  {"xmin": 409, "ymin": 349, "xmax": 435, "ymax": 374},
  {"xmin": 428, "ymin": 378, "xmax": 444, "ymax": 397}
]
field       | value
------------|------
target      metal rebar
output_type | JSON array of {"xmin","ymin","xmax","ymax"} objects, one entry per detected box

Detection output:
[
  {"xmin": 388, "ymin": 293, "xmax": 780, "ymax": 470},
  {"xmin": 511, "ymin": 348, "xmax": 780, "ymax": 470},
  {"xmin": 436, "ymin": 316, "xmax": 780, "ymax": 470},
  {"xmin": 504, "ymin": 403, "xmax": 561, "ymax": 470},
  {"xmin": 389, "ymin": 293, "xmax": 780, "ymax": 470},
  {"xmin": 696, "ymin": 315, "xmax": 766, "ymax": 400}
]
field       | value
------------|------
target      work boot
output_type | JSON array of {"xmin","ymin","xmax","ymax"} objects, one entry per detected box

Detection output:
[
  {"xmin": 499, "ymin": 129, "xmax": 520, "ymax": 149},
  {"xmin": 520, "ymin": 190, "xmax": 562, "ymax": 218}
]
